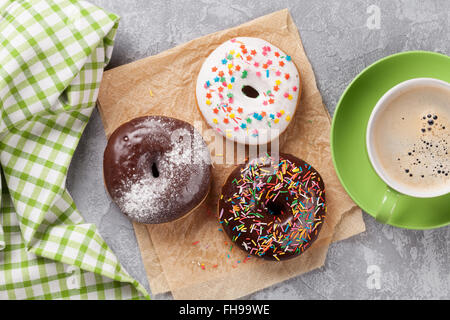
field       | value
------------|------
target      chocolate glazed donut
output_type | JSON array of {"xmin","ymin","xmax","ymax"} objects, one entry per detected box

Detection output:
[
  {"xmin": 218, "ymin": 153, "xmax": 326, "ymax": 261},
  {"xmin": 103, "ymin": 116, "xmax": 212, "ymax": 224}
]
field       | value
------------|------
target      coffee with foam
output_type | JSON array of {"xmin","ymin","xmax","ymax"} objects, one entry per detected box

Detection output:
[{"xmin": 372, "ymin": 85, "xmax": 450, "ymax": 195}]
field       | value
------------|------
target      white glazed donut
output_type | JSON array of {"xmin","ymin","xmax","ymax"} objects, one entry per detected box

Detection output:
[{"xmin": 196, "ymin": 37, "xmax": 301, "ymax": 145}]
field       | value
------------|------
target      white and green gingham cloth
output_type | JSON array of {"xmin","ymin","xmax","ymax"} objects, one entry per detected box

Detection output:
[{"xmin": 0, "ymin": 0, "xmax": 149, "ymax": 299}]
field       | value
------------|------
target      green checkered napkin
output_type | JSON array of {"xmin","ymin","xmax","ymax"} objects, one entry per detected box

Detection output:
[{"xmin": 0, "ymin": 0, "xmax": 149, "ymax": 299}]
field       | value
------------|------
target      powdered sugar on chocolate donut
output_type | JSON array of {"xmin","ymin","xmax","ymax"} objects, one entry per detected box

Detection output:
[{"xmin": 103, "ymin": 116, "xmax": 212, "ymax": 224}]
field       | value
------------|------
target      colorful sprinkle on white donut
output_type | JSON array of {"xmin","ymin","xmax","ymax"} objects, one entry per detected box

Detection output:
[{"xmin": 196, "ymin": 37, "xmax": 301, "ymax": 145}]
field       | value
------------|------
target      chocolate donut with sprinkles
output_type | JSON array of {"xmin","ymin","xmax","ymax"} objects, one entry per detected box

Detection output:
[
  {"xmin": 196, "ymin": 37, "xmax": 301, "ymax": 145},
  {"xmin": 218, "ymin": 153, "xmax": 326, "ymax": 261}
]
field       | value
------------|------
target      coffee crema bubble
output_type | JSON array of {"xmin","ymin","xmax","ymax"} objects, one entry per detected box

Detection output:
[{"xmin": 372, "ymin": 85, "xmax": 450, "ymax": 195}]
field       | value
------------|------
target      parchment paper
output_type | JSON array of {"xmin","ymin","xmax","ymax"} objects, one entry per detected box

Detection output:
[{"xmin": 97, "ymin": 9, "xmax": 366, "ymax": 300}]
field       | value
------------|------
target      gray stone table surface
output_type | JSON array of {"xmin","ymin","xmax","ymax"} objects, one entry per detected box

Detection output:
[{"xmin": 67, "ymin": 0, "xmax": 450, "ymax": 299}]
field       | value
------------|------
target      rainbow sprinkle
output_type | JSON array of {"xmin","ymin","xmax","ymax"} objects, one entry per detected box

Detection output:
[
  {"xmin": 218, "ymin": 154, "xmax": 326, "ymax": 260},
  {"xmin": 200, "ymin": 38, "xmax": 298, "ymax": 140}
]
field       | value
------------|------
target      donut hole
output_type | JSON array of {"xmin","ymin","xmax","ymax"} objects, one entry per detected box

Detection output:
[
  {"xmin": 242, "ymin": 85, "xmax": 259, "ymax": 99},
  {"xmin": 266, "ymin": 199, "xmax": 285, "ymax": 216},
  {"xmin": 151, "ymin": 162, "xmax": 160, "ymax": 178}
]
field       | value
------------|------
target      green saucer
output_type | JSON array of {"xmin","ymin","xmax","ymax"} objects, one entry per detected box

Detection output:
[{"xmin": 331, "ymin": 51, "xmax": 450, "ymax": 230}]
